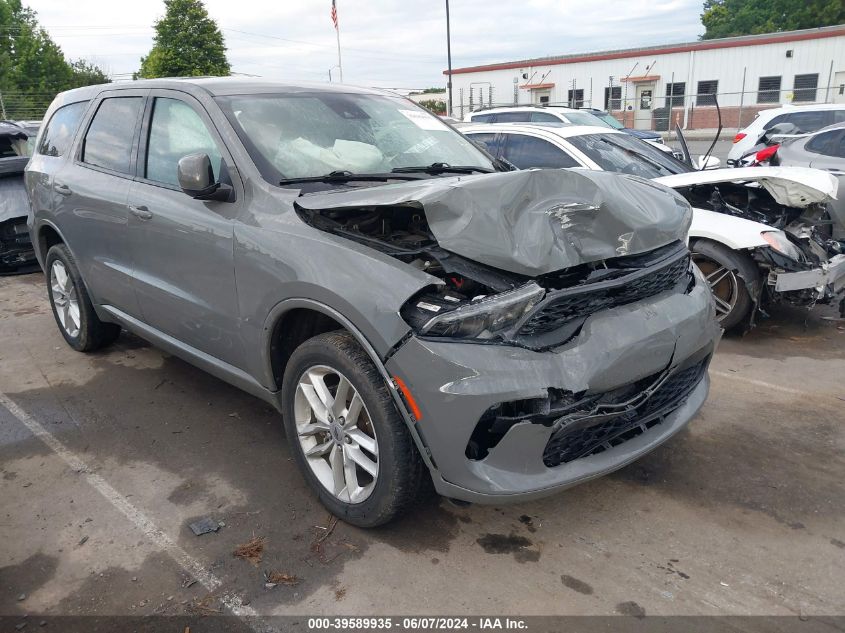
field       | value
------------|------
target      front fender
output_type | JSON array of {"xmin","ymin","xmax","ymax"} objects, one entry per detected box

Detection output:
[{"xmin": 689, "ymin": 208, "xmax": 769, "ymax": 250}]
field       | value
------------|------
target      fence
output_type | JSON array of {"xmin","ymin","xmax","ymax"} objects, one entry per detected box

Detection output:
[
  {"xmin": 0, "ymin": 91, "xmax": 55, "ymax": 122},
  {"xmin": 452, "ymin": 84, "xmax": 845, "ymax": 132}
]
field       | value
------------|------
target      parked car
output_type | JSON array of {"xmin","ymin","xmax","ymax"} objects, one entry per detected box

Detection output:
[
  {"xmin": 581, "ymin": 108, "xmax": 665, "ymax": 144},
  {"xmin": 465, "ymin": 105, "xmax": 674, "ymax": 154},
  {"xmin": 0, "ymin": 120, "xmax": 39, "ymax": 272},
  {"xmin": 769, "ymin": 121, "xmax": 845, "ymax": 243},
  {"xmin": 727, "ymin": 104, "xmax": 845, "ymax": 165},
  {"xmin": 463, "ymin": 122, "xmax": 845, "ymax": 328},
  {"xmin": 27, "ymin": 79, "xmax": 720, "ymax": 526}
]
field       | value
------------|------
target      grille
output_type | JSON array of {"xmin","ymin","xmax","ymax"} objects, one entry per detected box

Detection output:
[
  {"xmin": 542, "ymin": 359, "xmax": 707, "ymax": 468},
  {"xmin": 519, "ymin": 253, "xmax": 690, "ymax": 336}
]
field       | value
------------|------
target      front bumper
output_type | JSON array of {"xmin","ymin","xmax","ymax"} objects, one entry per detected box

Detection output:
[
  {"xmin": 773, "ymin": 253, "xmax": 845, "ymax": 298},
  {"xmin": 385, "ymin": 280, "xmax": 721, "ymax": 503}
]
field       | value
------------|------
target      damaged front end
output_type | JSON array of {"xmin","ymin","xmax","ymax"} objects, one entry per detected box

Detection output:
[
  {"xmin": 661, "ymin": 168, "xmax": 845, "ymax": 317},
  {"xmin": 294, "ymin": 169, "xmax": 720, "ymax": 501}
]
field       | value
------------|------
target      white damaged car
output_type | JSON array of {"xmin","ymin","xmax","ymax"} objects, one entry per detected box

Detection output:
[{"xmin": 462, "ymin": 123, "xmax": 845, "ymax": 329}]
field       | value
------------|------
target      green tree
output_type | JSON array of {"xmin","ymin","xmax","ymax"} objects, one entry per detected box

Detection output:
[
  {"xmin": 137, "ymin": 0, "xmax": 230, "ymax": 79},
  {"xmin": 0, "ymin": 0, "xmax": 108, "ymax": 119},
  {"xmin": 701, "ymin": 0, "xmax": 845, "ymax": 40}
]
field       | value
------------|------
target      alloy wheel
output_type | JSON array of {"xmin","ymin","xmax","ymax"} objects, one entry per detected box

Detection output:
[
  {"xmin": 294, "ymin": 365, "xmax": 379, "ymax": 503},
  {"xmin": 50, "ymin": 260, "xmax": 81, "ymax": 338},
  {"xmin": 692, "ymin": 254, "xmax": 739, "ymax": 321}
]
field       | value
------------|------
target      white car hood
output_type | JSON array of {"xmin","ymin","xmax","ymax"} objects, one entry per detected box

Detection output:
[{"xmin": 654, "ymin": 167, "xmax": 838, "ymax": 208}]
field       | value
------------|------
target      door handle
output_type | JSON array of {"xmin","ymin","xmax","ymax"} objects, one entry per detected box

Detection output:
[
  {"xmin": 54, "ymin": 182, "xmax": 72, "ymax": 196},
  {"xmin": 129, "ymin": 205, "xmax": 153, "ymax": 220}
]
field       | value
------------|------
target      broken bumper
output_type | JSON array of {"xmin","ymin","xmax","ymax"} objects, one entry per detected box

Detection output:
[
  {"xmin": 0, "ymin": 217, "xmax": 37, "ymax": 272},
  {"xmin": 773, "ymin": 254, "xmax": 845, "ymax": 298},
  {"xmin": 385, "ymin": 279, "xmax": 720, "ymax": 503}
]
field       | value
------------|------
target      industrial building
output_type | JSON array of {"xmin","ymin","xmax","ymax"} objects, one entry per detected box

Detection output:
[{"xmin": 444, "ymin": 24, "xmax": 845, "ymax": 130}]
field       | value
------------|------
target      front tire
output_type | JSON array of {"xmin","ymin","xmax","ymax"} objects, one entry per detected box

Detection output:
[
  {"xmin": 46, "ymin": 244, "xmax": 120, "ymax": 352},
  {"xmin": 691, "ymin": 239, "xmax": 759, "ymax": 331},
  {"xmin": 281, "ymin": 331, "xmax": 427, "ymax": 527}
]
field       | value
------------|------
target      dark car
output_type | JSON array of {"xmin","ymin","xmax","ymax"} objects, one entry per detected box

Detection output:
[
  {"xmin": 0, "ymin": 120, "xmax": 39, "ymax": 272},
  {"xmin": 26, "ymin": 78, "xmax": 719, "ymax": 526}
]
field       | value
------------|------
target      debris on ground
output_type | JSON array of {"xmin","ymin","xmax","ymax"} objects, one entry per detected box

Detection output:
[
  {"xmin": 263, "ymin": 570, "xmax": 300, "ymax": 589},
  {"xmin": 189, "ymin": 517, "xmax": 221, "ymax": 536},
  {"xmin": 77, "ymin": 535, "xmax": 88, "ymax": 546},
  {"xmin": 187, "ymin": 594, "xmax": 221, "ymax": 615},
  {"xmin": 233, "ymin": 535, "xmax": 266, "ymax": 566},
  {"xmin": 181, "ymin": 576, "xmax": 197, "ymax": 589},
  {"xmin": 16, "ymin": 593, "xmax": 25, "ymax": 601},
  {"xmin": 334, "ymin": 586, "xmax": 347, "ymax": 601}
]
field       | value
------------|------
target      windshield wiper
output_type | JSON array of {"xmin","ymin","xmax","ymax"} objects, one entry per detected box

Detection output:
[
  {"xmin": 391, "ymin": 162, "xmax": 494, "ymax": 175},
  {"xmin": 279, "ymin": 170, "xmax": 425, "ymax": 186}
]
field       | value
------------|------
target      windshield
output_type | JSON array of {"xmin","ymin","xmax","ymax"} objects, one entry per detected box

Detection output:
[
  {"xmin": 591, "ymin": 112, "xmax": 625, "ymax": 129},
  {"xmin": 562, "ymin": 111, "xmax": 613, "ymax": 127},
  {"xmin": 216, "ymin": 92, "xmax": 494, "ymax": 183},
  {"xmin": 567, "ymin": 133, "xmax": 690, "ymax": 178}
]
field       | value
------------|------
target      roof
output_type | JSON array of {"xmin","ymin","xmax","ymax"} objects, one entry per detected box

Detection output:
[
  {"xmin": 444, "ymin": 24, "xmax": 845, "ymax": 75},
  {"xmin": 53, "ymin": 77, "xmax": 397, "ymax": 106},
  {"xmin": 462, "ymin": 122, "xmax": 620, "ymax": 139}
]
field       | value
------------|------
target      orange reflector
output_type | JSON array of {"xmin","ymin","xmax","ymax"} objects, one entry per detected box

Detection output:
[{"xmin": 393, "ymin": 375, "xmax": 423, "ymax": 422}]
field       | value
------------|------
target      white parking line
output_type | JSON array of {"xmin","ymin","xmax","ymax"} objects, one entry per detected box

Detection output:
[
  {"xmin": 711, "ymin": 370, "xmax": 815, "ymax": 397},
  {"xmin": 0, "ymin": 391, "xmax": 268, "ymax": 626}
]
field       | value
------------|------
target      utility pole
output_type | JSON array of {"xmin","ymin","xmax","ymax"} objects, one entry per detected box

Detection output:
[{"xmin": 446, "ymin": 0, "xmax": 453, "ymax": 117}]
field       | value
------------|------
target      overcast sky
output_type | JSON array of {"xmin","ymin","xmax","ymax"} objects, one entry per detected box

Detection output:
[{"xmin": 30, "ymin": 0, "xmax": 705, "ymax": 89}]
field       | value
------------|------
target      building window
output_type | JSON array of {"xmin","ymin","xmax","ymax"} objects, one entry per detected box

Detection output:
[
  {"xmin": 793, "ymin": 74, "xmax": 818, "ymax": 102},
  {"xmin": 604, "ymin": 86, "xmax": 621, "ymax": 110},
  {"xmin": 696, "ymin": 80, "xmax": 718, "ymax": 106},
  {"xmin": 567, "ymin": 89, "xmax": 584, "ymax": 108},
  {"xmin": 757, "ymin": 76, "xmax": 781, "ymax": 104},
  {"xmin": 665, "ymin": 82, "xmax": 685, "ymax": 108}
]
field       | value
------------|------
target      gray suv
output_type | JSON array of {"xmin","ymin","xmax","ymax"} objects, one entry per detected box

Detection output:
[{"xmin": 26, "ymin": 79, "xmax": 720, "ymax": 526}]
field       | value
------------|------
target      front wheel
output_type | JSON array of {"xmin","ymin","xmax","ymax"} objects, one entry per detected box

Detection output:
[
  {"xmin": 691, "ymin": 240, "xmax": 759, "ymax": 330},
  {"xmin": 45, "ymin": 244, "xmax": 121, "ymax": 351},
  {"xmin": 281, "ymin": 331, "xmax": 427, "ymax": 527}
]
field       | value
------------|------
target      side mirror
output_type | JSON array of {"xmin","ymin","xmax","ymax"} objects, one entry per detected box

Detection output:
[
  {"xmin": 177, "ymin": 153, "xmax": 232, "ymax": 201},
  {"xmin": 697, "ymin": 155, "xmax": 721, "ymax": 170}
]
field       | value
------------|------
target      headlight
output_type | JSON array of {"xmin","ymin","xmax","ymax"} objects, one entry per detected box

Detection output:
[
  {"xmin": 419, "ymin": 283, "xmax": 545, "ymax": 339},
  {"xmin": 760, "ymin": 231, "xmax": 802, "ymax": 261}
]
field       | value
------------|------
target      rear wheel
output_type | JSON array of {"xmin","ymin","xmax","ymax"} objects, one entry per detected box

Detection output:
[
  {"xmin": 281, "ymin": 331, "xmax": 427, "ymax": 527},
  {"xmin": 691, "ymin": 240, "xmax": 759, "ymax": 330},
  {"xmin": 46, "ymin": 244, "xmax": 120, "ymax": 351}
]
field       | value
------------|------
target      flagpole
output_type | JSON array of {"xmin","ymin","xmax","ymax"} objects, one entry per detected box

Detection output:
[{"xmin": 335, "ymin": 1, "xmax": 343, "ymax": 82}]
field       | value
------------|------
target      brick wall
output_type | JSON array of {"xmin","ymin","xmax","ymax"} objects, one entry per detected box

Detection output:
[{"xmin": 610, "ymin": 104, "xmax": 778, "ymax": 130}]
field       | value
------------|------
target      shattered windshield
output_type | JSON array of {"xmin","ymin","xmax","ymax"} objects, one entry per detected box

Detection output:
[
  {"xmin": 567, "ymin": 133, "xmax": 690, "ymax": 178},
  {"xmin": 217, "ymin": 92, "xmax": 494, "ymax": 183}
]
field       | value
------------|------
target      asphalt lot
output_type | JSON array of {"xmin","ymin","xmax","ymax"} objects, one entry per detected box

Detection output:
[{"xmin": 1, "ymin": 271, "xmax": 843, "ymax": 622}]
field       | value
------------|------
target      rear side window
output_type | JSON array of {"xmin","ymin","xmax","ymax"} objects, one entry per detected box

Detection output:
[
  {"xmin": 145, "ymin": 98, "xmax": 222, "ymax": 187},
  {"xmin": 784, "ymin": 111, "xmax": 832, "ymax": 133},
  {"xmin": 495, "ymin": 112, "xmax": 531, "ymax": 123},
  {"xmin": 38, "ymin": 101, "xmax": 88, "ymax": 157},
  {"xmin": 470, "ymin": 113, "xmax": 494, "ymax": 123},
  {"xmin": 807, "ymin": 130, "xmax": 845, "ymax": 158},
  {"xmin": 530, "ymin": 112, "xmax": 561, "ymax": 123},
  {"xmin": 501, "ymin": 133, "xmax": 578, "ymax": 169},
  {"xmin": 82, "ymin": 97, "xmax": 144, "ymax": 174}
]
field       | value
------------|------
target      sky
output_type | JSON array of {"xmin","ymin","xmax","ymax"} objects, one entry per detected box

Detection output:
[{"xmin": 29, "ymin": 0, "xmax": 706, "ymax": 90}]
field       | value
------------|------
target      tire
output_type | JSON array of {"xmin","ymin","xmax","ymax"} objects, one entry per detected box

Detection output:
[
  {"xmin": 45, "ymin": 244, "xmax": 121, "ymax": 352},
  {"xmin": 690, "ymin": 239, "xmax": 760, "ymax": 331},
  {"xmin": 281, "ymin": 331, "xmax": 427, "ymax": 527}
]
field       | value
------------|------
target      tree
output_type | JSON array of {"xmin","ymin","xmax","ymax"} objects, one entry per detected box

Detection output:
[
  {"xmin": 137, "ymin": 0, "xmax": 230, "ymax": 79},
  {"xmin": 0, "ymin": 0, "xmax": 108, "ymax": 119},
  {"xmin": 701, "ymin": 0, "xmax": 845, "ymax": 40}
]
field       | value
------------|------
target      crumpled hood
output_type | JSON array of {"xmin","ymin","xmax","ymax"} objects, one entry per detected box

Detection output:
[
  {"xmin": 654, "ymin": 166, "xmax": 838, "ymax": 208},
  {"xmin": 295, "ymin": 169, "xmax": 692, "ymax": 276}
]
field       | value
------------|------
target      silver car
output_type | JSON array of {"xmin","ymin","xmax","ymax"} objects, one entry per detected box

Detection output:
[{"xmin": 26, "ymin": 79, "xmax": 720, "ymax": 526}]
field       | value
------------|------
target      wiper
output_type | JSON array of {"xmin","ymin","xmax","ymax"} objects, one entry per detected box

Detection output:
[
  {"xmin": 279, "ymin": 170, "xmax": 425, "ymax": 186},
  {"xmin": 391, "ymin": 162, "xmax": 494, "ymax": 175}
]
